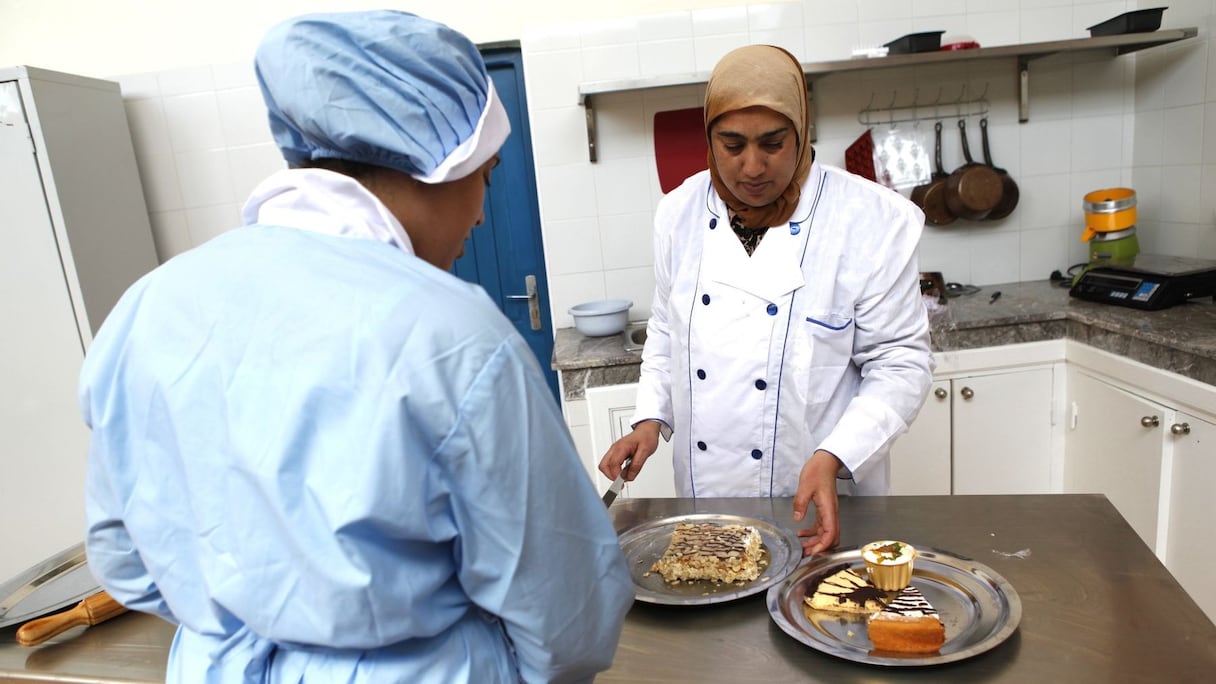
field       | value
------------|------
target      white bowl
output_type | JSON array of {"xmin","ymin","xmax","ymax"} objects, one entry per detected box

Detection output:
[{"xmin": 569, "ymin": 299, "xmax": 632, "ymax": 337}]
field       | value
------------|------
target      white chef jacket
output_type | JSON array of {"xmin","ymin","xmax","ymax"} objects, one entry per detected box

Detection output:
[
  {"xmin": 81, "ymin": 169, "xmax": 634, "ymax": 684},
  {"xmin": 631, "ymin": 162, "xmax": 934, "ymax": 498}
]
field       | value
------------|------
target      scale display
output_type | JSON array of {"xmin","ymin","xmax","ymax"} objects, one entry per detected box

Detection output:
[{"xmin": 1070, "ymin": 254, "xmax": 1216, "ymax": 310}]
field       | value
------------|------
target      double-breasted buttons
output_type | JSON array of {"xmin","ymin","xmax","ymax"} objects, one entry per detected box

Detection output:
[
  {"xmin": 702, "ymin": 294, "xmax": 711, "ymax": 305},
  {"xmin": 766, "ymin": 303, "xmax": 778, "ymax": 315},
  {"xmin": 697, "ymin": 441, "xmax": 707, "ymax": 451},
  {"xmin": 789, "ymin": 222, "xmax": 801, "ymax": 235},
  {"xmin": 697, "ymin": 369, "xmax": 706, "ymax": 380},
  {"xmin": 709, "ymin": 218, "xmax": 717, "ymax": 229},
  {"xmin": 751, "ymin": 449, "xmax": 763, "ymax": 460},
  {"xmin": 755, "ymin": 379, "xmax": 767, "ymax": 390}
]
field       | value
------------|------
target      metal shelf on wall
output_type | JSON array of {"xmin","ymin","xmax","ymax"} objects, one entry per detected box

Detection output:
[{"xmin": 576, "ymin": 27, "xmax": 1198, "ymax": 162}]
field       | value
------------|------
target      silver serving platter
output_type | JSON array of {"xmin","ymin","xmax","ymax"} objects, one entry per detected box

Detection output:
[
  {"xmin": 767, "ymin": 546, "xmax": 1021, "ymax": 666},
  {"xmin": 618, "ymin": 513, "xmax": 802, "ymax": 605},
  {"xmin": 0, "ymin": 542, "xmax": 98, "ymax": 628}
]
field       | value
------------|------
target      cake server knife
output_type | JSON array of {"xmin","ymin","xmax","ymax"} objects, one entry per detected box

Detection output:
[{"xmin": 601, "ymin": 458, "xmax": 632, "ymax": 507}]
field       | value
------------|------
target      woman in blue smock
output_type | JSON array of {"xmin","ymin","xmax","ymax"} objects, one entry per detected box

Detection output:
[{"xmin": 80, "ymin": 11, "xmax": 633, "ymax": 683}]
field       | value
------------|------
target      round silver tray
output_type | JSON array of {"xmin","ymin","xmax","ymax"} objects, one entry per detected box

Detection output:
[
  {"xmin": 618, "ymin": 513, "xmax": 802, "ymax": 605},
  {"xmin": 767, "ymin": 546, "xmax": 1021, "ymax": 666}
]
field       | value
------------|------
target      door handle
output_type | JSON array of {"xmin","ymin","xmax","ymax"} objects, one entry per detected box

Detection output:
[
  {"xmin": 506, "ymin": 274, "xmax": 542, "ymax": 331},
  {"xmin": 1171, "ymin": 422, "xmax": 1191, "ymax": 435},
  {"xmin": 960, "ymin": 386, "xmax": 974, "ymax": 400},
  {"xmin": 1140, "ymin": 415, "xmax": 1160, "ymax": 428}
]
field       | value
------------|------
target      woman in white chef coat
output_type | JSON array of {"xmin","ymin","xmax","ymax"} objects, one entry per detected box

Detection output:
[
  {"xmin": 599, "ymin": 45, "xmax": 934, "ymax": 556},
  {"xmin": 81, "ymin": 11, "xmax": 633, "ymax": 684}
]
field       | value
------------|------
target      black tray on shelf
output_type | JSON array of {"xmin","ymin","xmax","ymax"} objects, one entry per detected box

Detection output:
[
  {"xmin": 883, "ymin": 30, "xmax": 945, "ymax": 54},
  {"xmin": 1087, "ymin": 7, "xmax": 1167, "ymax": 37}
]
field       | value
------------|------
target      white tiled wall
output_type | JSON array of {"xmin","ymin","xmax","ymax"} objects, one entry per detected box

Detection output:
[
  {"xmin": 108, "ymin": 1, "xmax": 1216, "ymax": 324},
  {"xmin": 115, "ymin": 63, "xmax": 283, "ymax": 263}
]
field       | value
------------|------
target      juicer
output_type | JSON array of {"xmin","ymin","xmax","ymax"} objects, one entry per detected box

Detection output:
[{"xmin": 1080, "ymin": 187, "xmax": 1139, "ymax": 266}]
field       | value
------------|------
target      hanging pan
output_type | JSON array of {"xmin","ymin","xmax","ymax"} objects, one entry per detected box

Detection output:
[
  {"xmin": 979, "ymin": 118, "xmax": 1019, "ymax": 220},
  {"xmin": 944, "ymin": 119, "xmax": 1003, "ymax": 221},
  {"xmin": 910, "ymin": 121, "xmax": 956, "ymax": 225}
]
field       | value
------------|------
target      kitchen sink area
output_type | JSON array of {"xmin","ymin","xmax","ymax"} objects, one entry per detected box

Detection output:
[{"xmin": 623, "ymin": 322, "xmax": 646, "ymax": 352}]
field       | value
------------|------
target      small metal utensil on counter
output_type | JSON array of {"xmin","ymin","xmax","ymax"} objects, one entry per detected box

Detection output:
[{"xmin": 602, "ymin": 458, "xmax": 632, "ymax": 507}]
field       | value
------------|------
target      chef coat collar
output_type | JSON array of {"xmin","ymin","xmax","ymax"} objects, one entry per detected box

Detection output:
[
  {"xmin": 701, "ymin": 163, "xmax": 827, "ymax": 301},
  {"xmin": 703, "ymin": 160, "xmax": 823, "ymax": 228},
  {"xmin": 241, "ymin": 168, "xmax": 415, "ymax": 254}
]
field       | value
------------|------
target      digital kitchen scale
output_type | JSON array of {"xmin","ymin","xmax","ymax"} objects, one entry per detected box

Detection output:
[{"xmin": 1070, "ymin": 254, "xmax": 1216, "ymax": 310}]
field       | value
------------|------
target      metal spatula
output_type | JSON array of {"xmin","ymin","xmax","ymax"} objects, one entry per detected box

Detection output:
[{"xmin": 602, "ymin": 458, "xmax": 632, "ymax": 507}]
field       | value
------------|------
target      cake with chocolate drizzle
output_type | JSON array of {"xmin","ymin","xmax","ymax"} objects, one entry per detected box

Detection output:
[
  {"xmin": 867, "ymin": 585, "xmax": 946, "ymax": 653},
  {"xmin": 804, "ymin": 564, "xmax": 887, "ymax": 614},
  {"xmin": 650, "ymin": 523, "xmax": 763, "ymax": 583}
]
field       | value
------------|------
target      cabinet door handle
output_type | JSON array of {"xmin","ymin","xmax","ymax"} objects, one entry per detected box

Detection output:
[
  {"xmin": 934, "ymin": 387, "xmax": 948, "ymax": 399},
  {"xmin": 1140, "ymin": 415, "xmax": 1160, "ymax": 428},
  {"xmin": 960, "ymin": 386, "xmax": 974, "ymax": 400},
  {"xmin": 1171, "ymin": 422, "xmax": 1191, "ymax": 435}
]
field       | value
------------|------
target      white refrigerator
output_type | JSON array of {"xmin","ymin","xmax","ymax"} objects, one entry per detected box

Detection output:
[{"xmin": 0, "ymin": 66, "xmax": 158, "ymax": 583}]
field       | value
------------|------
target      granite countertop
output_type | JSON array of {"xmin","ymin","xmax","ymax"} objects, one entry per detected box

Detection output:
[{"xmin": 552, "ymin": 279, "xmax": 1216, "ymax": 400}]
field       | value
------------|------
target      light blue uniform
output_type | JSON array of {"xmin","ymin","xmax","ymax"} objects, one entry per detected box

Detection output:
[{"xmin": 81, "ymin": 187, "xmax": 633, "ymax": 681}]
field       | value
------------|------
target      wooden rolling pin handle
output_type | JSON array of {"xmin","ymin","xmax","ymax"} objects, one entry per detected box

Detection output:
[{"xmin": 16, "ymin": 591, "xmax": 128, "ymax": 647}]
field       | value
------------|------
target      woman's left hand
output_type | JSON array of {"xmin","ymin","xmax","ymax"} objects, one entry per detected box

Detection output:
[{"xmin": 793, "ymin": 450, "xmax": 841, "ymax": 556}]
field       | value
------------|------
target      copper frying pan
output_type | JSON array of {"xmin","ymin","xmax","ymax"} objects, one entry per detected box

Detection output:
[
  {"xmin": 910, "ymin": 122, "xmax": 956, "ymax": 225},
  {"xmin": 944, "ymin": 119, "xmax": 1003, "ymax": 221},
  {"xmin": 980, "ymin": 118, "xmax": 1019, "ymax": 220}
]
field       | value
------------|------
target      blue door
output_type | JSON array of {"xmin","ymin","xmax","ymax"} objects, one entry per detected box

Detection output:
[{"xmin": 453, "ymin": 46, "xmax": 558, "ymax": 401}]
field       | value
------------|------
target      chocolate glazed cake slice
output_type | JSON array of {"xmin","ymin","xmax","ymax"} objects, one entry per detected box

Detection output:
[{"xmin": 804, "ymin": 564, "xmax": 887, "ymax": 614}]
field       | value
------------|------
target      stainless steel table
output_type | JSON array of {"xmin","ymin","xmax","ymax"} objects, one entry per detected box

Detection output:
[
  {"xmin": 2, "ymin": 494, "xmax": 1214, "ymax": 682},
  {"xmin": 603, "ymin": 495, "xmax": 1216, "ymax": 682}
]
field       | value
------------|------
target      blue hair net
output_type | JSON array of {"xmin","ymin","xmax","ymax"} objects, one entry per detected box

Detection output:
[{"xmin": 255, "ymin": 10, "xmax": 507, "ymax": 183}]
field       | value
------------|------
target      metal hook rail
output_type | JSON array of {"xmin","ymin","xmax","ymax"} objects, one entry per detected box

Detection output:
[{"xmin": 858, "ymin": 85, "xmax": 989, "ymax": 126}]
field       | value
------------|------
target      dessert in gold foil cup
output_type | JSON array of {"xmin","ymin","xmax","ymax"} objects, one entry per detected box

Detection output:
[{"xmin": 861, "ymin": 540, "xmax": 917, "ymax": 591}]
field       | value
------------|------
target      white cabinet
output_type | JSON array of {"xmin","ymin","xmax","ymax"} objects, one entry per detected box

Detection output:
[
  {"xmin": 586, "ymin": 384, "xmax": 677, "ymax": 498},
  {"xmin": 952, "ymin": 367, "xmax": 1057, "ymax": 495},
  {"xmin": 1163, "ymin": 412, "xmax": 1216, "ymax": 625},
  {"xmin": 892, "ymin": 362, "xmax": 1058, "ymax": 497},
  {"xmin": 590, "ymin": 362, "xmax": 1059, "ymax": 499},
  {"xmin": 1063, "ymin": 343, "xmax": 1216, "ymax": 624},
  {"xmin": 889, "ymin": 380, "xmax": 951, "ymax": 495},
  {"xmin": 0, "ymin": 66, "xmax": 157, "ymax": 581},
  {"xmin": 1063, "ymin": 368, "xmax": 1165, "ymax": 550}
]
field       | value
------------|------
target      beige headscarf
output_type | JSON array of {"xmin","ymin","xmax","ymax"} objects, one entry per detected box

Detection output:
[{"xmin": 704, "ymin": 45, "xmax": 813, "ymax": 229}]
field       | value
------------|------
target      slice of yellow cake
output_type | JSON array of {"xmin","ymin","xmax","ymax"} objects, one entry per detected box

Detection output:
[
  {"xmin": 651, "ymin": 523, "xmax": 763, "ymax": 583},
  {"xmin": 867, "ymin": 585, "xmax": 946, "ymax": 653}
]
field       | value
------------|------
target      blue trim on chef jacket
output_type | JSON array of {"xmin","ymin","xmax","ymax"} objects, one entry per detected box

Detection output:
[
  {"xmin": 806, "ymin": 316, "xmax": 854, "ymax": 330},
  {"xmin": 685, "ymin": 192, "xmax": 721, "ymax": 499},
  {"xmin": 769, "ymin": 170, "xmax": 827, "ymax": 496},
  {"xmin": 685, "ymin": 171, "xmax": 838, "ymax": 498}
]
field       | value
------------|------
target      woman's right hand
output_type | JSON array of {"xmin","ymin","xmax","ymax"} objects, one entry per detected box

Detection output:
[{"xmin": 598, "ymin": 420, "xmax": 662, "ymax": 481}]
